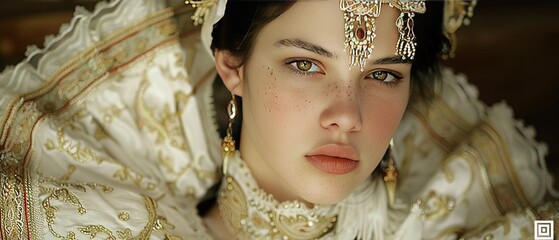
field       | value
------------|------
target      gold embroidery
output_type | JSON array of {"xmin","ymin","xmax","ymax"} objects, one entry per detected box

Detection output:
[
  {"xmin": 117, "ymin": 228, "xmax": 133, "ymax": 240},
  {"xmin": 38, "ymin": 165, "xmax": 111, "ymax": 238},
  {"xmin": 113, "ymin": 166, "xmax": 156, "ymax": 191},
  {"xmin": 1, "ymin": 5, "xmax": 200, "ymax": 238},
  {"xmin": 44, "ymin": 127, "xmax": 108, "ymax": 164},
  {"xmin": 118, "ymin": 211, "xmax": 131, "ymax": 221},
  {"xmin": 415, "ymin": 190, "xmax": 456, "ymax": 220},
  {"xmin": 156, "ymin": 54, "xmax": 191, "ymax": 82},
  {"xmin": 103, "ymin": 105, "xmax": 125, "ymax": 124},
  {"xmin": 153, "ymin": 216, "xmax": 183, "ymax": 239},
  {"xmin": 1, "ymin": 168, "xmax": 27, "ymax": 240},
  {"xmin": 219, "ymin": 176, "xmax": 336, "ymax": 239},
  {"xmin": 94, "ymin": 126, "xmax": 110, "ymax": 140},
  {"xmin": 137, "ymin": 197, "xmax": 183, "ymax": 240},
  {"xmin": 45, "ymin": 125, "xmax": 156, "ymax": 192},
  {"xmin": 195, "ymin": 154, "xmax": 218, "ymax": 182},
  {"xmin": 468, "ymin": 123, "xmax": 531, "ymax": 214},
  {"xmin": 39, "ymin": 166, "xmax": 183, "ymax": 239},
  {"xmin": 79, "ymin": 225, "xmax": 117, "ymax": 240},
  {"xmin": 172, "ymin": 52, "xmax": 190, "ymax": 83},
  {"xmin": 0, "ymin": 102, "xmax": 43, "ymax": 240},
  {"xmin": 135, "ymin": 78, "xmax": 192, "ymax": 151}
]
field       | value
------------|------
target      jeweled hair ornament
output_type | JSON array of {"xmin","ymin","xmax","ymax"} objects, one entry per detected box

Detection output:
[
  {"xmin": 444, "ymin": 0, "xmax": 477, "ymax": 58},
  {"xmin": 340, "ymin": 0, "xmax": 425, "ymax": 71}
]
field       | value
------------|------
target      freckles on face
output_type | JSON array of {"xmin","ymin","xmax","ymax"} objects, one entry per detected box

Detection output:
[
  {"xmin": 260, "ymin": 65, "xmax": 300, "ymax": 115},
  {"xmin": 235, "ymin": 0, "xmax": 411, "ymax": 204},
  {"xmin": 254, "ymin": 64, "xmax": 316, "ymax": 116},
  {"xmin": 260, "ymin": 65, "xmax": 278, "ymax": 113}
]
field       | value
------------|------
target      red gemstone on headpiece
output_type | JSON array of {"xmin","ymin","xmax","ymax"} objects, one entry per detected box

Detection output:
[{"xmin": 356, "ymin": 27, "xmax": 365, "ymax": 40}]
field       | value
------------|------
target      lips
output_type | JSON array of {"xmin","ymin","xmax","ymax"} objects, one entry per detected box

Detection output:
[{"xmin": 305, "ymin": 144, "xmax": 359, "ymax": 175}]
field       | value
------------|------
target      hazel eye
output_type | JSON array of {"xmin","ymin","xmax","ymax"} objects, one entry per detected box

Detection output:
[
  {"xmin": 288, "ymin": 60, "xmax": 322, "ymax": 74},
  {"xmin": 372, "ymin": 71, "xmax": 388, "ymax": 81},
  {"xmin": 297, "ymin": 60, "xmax": 313, "ymax": 71},
  {"xmin": 367, "ymin": 70, "xmax": 402, "ymax": 84}
]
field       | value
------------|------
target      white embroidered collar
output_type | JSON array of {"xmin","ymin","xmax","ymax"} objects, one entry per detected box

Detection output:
[
  {"xmin": 217, "ymin": 151, "xmax": 389, "ymax": 240},
  {"xmin": 218, "ymin": 151, "xmax": 338, "ymax": 239}
]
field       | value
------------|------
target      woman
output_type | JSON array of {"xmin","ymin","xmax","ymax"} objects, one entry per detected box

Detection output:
[{"xmin": 0, "ymin": 0, "xmax": 556, "ymax": 239}]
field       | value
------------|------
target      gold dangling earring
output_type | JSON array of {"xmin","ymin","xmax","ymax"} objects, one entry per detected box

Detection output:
[
  {"xmin": 222, "ymin": 93, "xmax": 237, "ymax": 176},
  {"xmin": 383, "ymin": 139, "xmax": 398, "ymax": 206}
]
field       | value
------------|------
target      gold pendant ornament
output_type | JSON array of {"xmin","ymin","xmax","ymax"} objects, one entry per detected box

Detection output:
[
  {"xmin": 382, "ymin": 139, "xmax": 398, "ymax": 206},
  {"xmin": 340, "ymin": 0, "xmax": 426, "ymax": 71},
  {"xmin": 392, "ymin": 1, "xmax": 426, "ymax": 60},
  {"xmin": 340, "ymin": 0, "xmax": 382, "ymax": 72},
  {"xmin": 222, "ymin": 93, "xmax": 237, "ymax": 176}
]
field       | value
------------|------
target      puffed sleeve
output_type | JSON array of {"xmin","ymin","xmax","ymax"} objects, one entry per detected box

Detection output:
[
  {"xmin": 391, "ymin": 68, "xmax": 558, "ymax": 239},
  {"xmin": 0, "ymin": 0, "xmax": 220, "ymax": 239}
]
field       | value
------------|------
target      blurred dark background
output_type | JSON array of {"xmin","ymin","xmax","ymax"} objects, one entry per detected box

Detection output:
[{"xmin": 1, "ymin": 1, "xmax": 558, "ymax": 188}]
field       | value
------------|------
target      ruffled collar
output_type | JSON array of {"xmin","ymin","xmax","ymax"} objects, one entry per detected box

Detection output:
[
  {"xmin": 218, "ymin": 151, "xmax": 338, "ymax": 239},
  {"xmin": 217, "ymin": 151, "xmax": 389, "ymax": 240}
]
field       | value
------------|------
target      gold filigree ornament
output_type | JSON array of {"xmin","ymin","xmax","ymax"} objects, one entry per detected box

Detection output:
[
  {"xmin": 340, "ymin": 0, "xmax": 425, "ymax": 71},
  {"xmin": 443, "ymin": 0, "xmax": 477, "ymax": 58},
  {"xmin": 219, "ymin": 152, "xmax": 338, "ymax": 240},
  {"xmin": 221, "ymin": 93, "xmax": 237, "ymax": 176}
]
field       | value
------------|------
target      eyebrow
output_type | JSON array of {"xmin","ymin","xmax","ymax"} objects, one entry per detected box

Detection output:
[
  {"xmin": 274, "ymin": 38, "xmax": 412, "ymax": 65},
  {"xmin": 372, "ymin": 56, "xmax": 412, "ymax": 65},
  {"xmin": 274, "ymin": 39, "xmax": 335, "ymax": 58}
]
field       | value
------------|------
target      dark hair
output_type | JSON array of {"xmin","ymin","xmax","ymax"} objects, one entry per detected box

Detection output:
[
  {"xmin": 211, "ymin": 1, "xmax": 295, "ymax": 147},
  {"xmin": 211, "ymin": 1, "xmax": 296, "ymax": 65},
  {"xmin": 411, "ymin": 1, "xmax": 449, "ymax": 101}
]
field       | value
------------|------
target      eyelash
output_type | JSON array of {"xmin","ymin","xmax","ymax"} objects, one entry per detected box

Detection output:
[
  {"xmin": 285, "ymin": 58, "xmax": 323, "ymax": 76},
  {"xmin": 285, "ymin": 59, "xmax": 404, "ymax": 86},
  {"xmin": 366, "ymin": 69, "xmax": 404, "ymax": 87}
]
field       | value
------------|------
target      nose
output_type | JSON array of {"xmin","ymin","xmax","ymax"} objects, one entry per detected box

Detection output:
[{"xmin": 319, "ymin": 85, "xmax": 363, "ymax": 133}]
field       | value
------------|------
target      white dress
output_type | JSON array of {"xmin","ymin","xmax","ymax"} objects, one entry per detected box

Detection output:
[{"xmin": 0, "ymin": 0, "xmax": 556, "ymax": 239}]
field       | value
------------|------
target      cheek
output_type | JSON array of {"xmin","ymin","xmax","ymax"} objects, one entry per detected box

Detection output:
[
  {"xmin": 362, "ymin": 84, "xmax": 410, "ymax": 138},
  {"xmin": 247, "ymin": 65, "xmax": 314, "ymax": 131}
]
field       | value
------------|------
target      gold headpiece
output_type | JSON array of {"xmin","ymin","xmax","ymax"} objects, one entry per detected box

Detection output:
[
  {"xmin": 186, "ymin": 0, "xmax": 477, "ymax": 68},
  {"xmin": 340, "ymin": 0, "xmax": 425, "ymax": 71}
]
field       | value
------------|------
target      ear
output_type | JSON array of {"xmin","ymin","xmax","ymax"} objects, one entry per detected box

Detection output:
[{"xmin": 214, "ymin": 50, "xmax": 244, "ymax": 96}]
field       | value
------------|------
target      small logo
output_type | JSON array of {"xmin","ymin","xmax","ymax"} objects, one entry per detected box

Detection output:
[{"xmin": 535, "ymin": 220, "xmax": 555, "ymax": 240}]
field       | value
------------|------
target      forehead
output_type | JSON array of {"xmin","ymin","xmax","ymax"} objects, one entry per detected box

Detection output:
[{"xmin": 254, "ymin": 1, "xmax": 401, "ymax": 59}]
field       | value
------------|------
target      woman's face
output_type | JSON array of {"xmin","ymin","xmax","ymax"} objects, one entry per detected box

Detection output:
[{"xmin": 225, "ymin": 1, "xmax": 411, "ymax": 205}]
